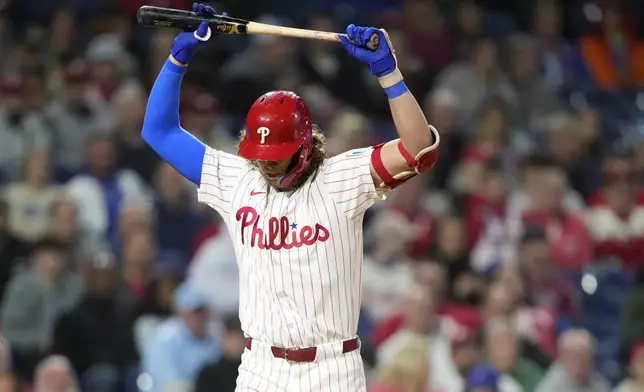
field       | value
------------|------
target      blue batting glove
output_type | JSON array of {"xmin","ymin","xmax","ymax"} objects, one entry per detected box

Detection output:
[
  {"xmin": 170, "ymin": 3, "xmax": 227, "ymax": 65},
  {"xmin": 338, "ymin": 25, "xmax": 398, "ymax": 78}
]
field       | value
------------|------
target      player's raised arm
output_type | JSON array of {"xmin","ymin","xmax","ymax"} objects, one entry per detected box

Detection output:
[
  {"xmin": 141, "ymin": 4, "xmax": 221, "ymax": 185},
  {"xmin": 339, "ymin": 26, "xmax": 440, "ymax": 190}
]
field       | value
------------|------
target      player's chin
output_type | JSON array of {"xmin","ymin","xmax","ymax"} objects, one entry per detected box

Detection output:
[{"xmin": 263, "ymin": 173, "xmax": 281, "ymax": 187}]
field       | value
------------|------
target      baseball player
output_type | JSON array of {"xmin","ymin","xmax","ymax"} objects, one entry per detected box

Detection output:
[{"xmin": 141, "ymin": 3, "xmax": 440, "ymax": 391}]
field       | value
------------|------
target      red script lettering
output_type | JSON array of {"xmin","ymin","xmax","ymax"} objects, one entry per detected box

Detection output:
[{"xmin": 235, "ymin": 206, "xmax": 330, "ymax": 250}]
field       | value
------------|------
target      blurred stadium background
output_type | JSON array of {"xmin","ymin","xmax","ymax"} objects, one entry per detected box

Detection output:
[{"xmin": 2, "ymin": 0, "xmax": 644, "ymax": 391}]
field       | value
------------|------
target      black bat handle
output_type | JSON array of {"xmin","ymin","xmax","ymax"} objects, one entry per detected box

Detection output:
[
  {"xmin": 137, "ymin": 6, "xmax": 249, "ymax": 35},
  {"xmin": 137, "ymin": 6, "xmax": 206, "ymax": 31}
]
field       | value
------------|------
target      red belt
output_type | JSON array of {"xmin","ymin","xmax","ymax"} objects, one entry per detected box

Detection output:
[{"xmin": 245, "ymin": 337, "xmax": 360, "ymax": 363}]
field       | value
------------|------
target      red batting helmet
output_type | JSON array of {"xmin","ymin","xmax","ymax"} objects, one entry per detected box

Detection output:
[{"xmin": 239, "ymin": 91, "xmax": 314, "ymax": 189}]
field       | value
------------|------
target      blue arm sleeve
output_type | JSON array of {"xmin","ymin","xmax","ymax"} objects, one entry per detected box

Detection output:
[{"xmin": 142, "ymin": 58, "xmax": 206, "ymax": 185}]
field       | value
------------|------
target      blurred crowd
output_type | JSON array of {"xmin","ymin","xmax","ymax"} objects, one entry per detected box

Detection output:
[{"xmin": 2, "ymin": 0, "xmax": 644, "ymax": 391}]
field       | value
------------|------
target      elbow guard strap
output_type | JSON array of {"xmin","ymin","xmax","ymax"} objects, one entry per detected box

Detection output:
[{"xmin": 371, "ymin": 125, "xmax": 440, "ymax": 189}]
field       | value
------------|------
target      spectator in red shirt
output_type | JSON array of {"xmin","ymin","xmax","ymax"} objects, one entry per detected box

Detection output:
[
  {"xmin": 468, "ymin": 162, "xmax": 515, "ymax": 273},
  {"xmin": 586, "ymin": 178, "xmax": 644, "ymax": 270},
  {"xmin": 586, "ymin": 151, "xmax": 644, "ymax": 207},
  {"xmin": 520, "ymin": 168, "xmax": 593, "ymax": 270},
  {"xmin": 372, "ymin": 261, "xmax": 480, "ymax": 349},
  {"xmin": 518, "ymin": 225, "xmax": 577, "ymax": 316},
  {"xmin": 388, "ymin": 176, "xmax": 450, "ymax": 260},
  {"xmin": 464, "ymin": 161, "xmax": 505, "ymax": 248}
]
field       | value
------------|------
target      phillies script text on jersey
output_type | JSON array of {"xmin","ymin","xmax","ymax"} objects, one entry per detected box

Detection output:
[{"xmin": 235, "ymin": 206, "xmax": 330, "ymax": 249}]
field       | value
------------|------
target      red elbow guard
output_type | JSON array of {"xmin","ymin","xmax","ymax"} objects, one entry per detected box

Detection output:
[{"xmin": 371, "ymin": 126, "xmax": 440, "ymax": 189}]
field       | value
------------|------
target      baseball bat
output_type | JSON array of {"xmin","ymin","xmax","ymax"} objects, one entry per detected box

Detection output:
[{"xmin": 136, "ymin": 6, "xmax": 379, "ymax": 50}]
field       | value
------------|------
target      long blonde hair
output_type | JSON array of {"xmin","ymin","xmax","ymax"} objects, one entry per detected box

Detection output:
[{"xmin": 373, "ymin": 336, "xmax": 430, "ymax": 392}]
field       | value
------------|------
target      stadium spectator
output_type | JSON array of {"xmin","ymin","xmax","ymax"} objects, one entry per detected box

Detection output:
[
  {"xmin": 430, "ymin": 217, "xmax": 471, "ymax": 290},
  {"xmin": 482, "ymin": 282, "xmax": 552, "ymax": 369},
  {"xmin": 33, "ymin": 355, "xmax": 79, "ymax": 392},
  {"xmin": 368, "ymin": 335, "xmax": 434, "ymax": 392},
  {"xmin": 0, "ymin": 74, "xmax": 50, "ymax": 183},
  {"xmin": 387, "ymin": 176, "xmax": 452, "ymax": 258},
  {"xmin": 0, "ymin": 200, "xmax": 29, "ymax": 306},
  {"xmin": 140, "ymin": 282, "xmax": 219, "ymax": 392},
  {"xmin": 116, "ymin": 203, "xmax": 153, "ymax": 251},
  {"xmin": 65, "ymin": 135, "xmax": 149, "ymax": 245},
  {"xmin": 194, "ymin": 315, "xmax": 245, "ymax": 392},
  {"xmin": 134, "ymin": 257, "xmax": 184, "ymax": 355},
  {"xmin": 516, "ymin": 225, "xmax": 577, "ymax": 318},
  {"xmin": 535, "ymin": 329, "xmax": 610, "ymax": 392},
  {"xmin": 615, "ymin": 340, "xmax": 644, "ymax": 392},
  {"xmin": 0, "ymin": 238, "xmax": 83, "ymax": 380},
  {"xmin": 402, "ymin": 0, "xmax": 452, "ymax": 76},
  {"xmin": 20, "ymin": 67, "xmax": 47, "ymax": 114},
  {"xmin": 451, "ymin": 0, "xmax": 484, "ymax": 61},
  {"xmin": 376, "ymin": 284, "xmax": 441, "ymax": 365},
  {"xmin": 434, "ymin": 330, "xmax": 481, "ymax": 392},
  {"xmin": 506, "ymin": 153, "xmax": 586, "ymax": 235},
  {"xmin": 45, "ymin": 60, "xmax": 109, "ymax": 179},
  {"xmin": 530, "ymin": 0, "xmax": 588, "ymax": 92},
  {"xmin": 84, "ymin": 34, "xmax": 142, "ymax": 114},
  {"xmin": 187, "ymin": 229, "xmax": 239, "ymax": 315},
  {"xmin": 48, "ymin": 198, "xmax": 105, "ymax": 271},
  {"xmin": 620, "ymin": 270, "xmax": 644, "ymax": 362},
  {"xmin": 434, "ymin": 38, "xmax": 517, "ymax": 125},
  {"xmin": 468, "ymin": 162, "xmax": 513, "ymax": 273},
  {"xmin": 52, "ymin": 251, "xmax": 137, "ymax": 392},
  {"xmin": 587, "ymin": 151, "xmax": 642, "ymax": 206},
  {"xmin": 615, "ymin": 341, "xmax": 644, "ymax": 392},
  {"xmin": 0, "ymin": 372, "xmax": 19, "ymax": 392},
  {"xmin": 4, "ymin": 150, "xmax": 64, "ymax": 244},
  {"xmin": 586, "ymin": 178, "xmax": 644, "ymax": 269},
  {"xmin": 179, "ymin": 92, "xmax": 235, "ymax": 154},
  {"xmin": 121, "ymin": 230, "xmax": 154, "ymax": 301},
  {"xmin": 519, "ymin": 168, "xmax": 593, "ymax": 270},
  {"xmin": 543, "ymin": 113, "xmax": 601, "ymax": 199},
  {"xmin": 153, "ymin": 162, "xmax": 206, "ymax": 261},
  {"xmin": 465, "ymin": 364, "xmax": 499, "ymax": 392},
  {"xmin": 324, "ymin": 109, "xmax": 373, "ymax": 157},
  {"xmin": 578, "ymin": 2, "xmax": 644, "ymax": 90},
  {"xmin": 483, "ymin": 317, "xmax": 545, "ymax": 392},
  {"xmin": 362, "ymin": 211, "xmax": 416, "ymax": 322},
  {"xmin": 506, "ymin": 34, "xmax": 562, "ymax": 127},
  {"xmin": 422, "ymin": 88, "xmax": 465, "ymax": 190},
  {"xmin": 113, "ymin": 84, "xmax": 160, "ymax": 185}
]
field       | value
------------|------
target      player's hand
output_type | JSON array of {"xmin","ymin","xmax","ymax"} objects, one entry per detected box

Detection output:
[
  {"xmin": 170, "ymin": 3, "xmax": 227, "ymax": 65},
  {"xmin": 338, "ymin": 25, "xmax": 398, "ymax": 78}
]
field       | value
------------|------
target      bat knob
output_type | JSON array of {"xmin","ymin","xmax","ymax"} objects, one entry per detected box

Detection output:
[{"xmin": 367, "ymin": 32, "xmax": 379, "ymax": 51}]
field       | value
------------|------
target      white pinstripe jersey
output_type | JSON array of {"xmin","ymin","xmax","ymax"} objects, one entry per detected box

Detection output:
[{"xmin": 197, "ymin": 145, "xmax": 385, "ymax": 348}]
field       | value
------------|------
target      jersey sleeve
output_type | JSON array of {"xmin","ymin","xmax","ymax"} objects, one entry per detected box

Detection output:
[
  {"xmin": 321, "ymin": 147, "xmax": 386, "ymax": 219},
  {"xmin": 197, "ymin": 146, "xmax": 249, "ymax": 217}
]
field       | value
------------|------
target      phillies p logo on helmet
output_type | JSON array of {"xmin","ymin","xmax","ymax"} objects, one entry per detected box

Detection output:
[{"xmin": 257, "ymin": 127, "xmax": 270, "ymax": 144}]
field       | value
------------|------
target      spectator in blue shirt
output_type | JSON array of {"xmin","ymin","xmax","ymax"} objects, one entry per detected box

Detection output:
[
  {"xmin": 140, "ymin": 282, "xmax": 220, "ymax": 392},
  {"xmin": 466, "ymin": 364, "xmax": 500, "ymax": 392}
]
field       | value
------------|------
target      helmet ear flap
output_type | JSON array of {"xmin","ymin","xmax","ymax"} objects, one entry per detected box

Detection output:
[{"xmin": 277, "ymin": 134, "xmax": 314, "ymax": 190}]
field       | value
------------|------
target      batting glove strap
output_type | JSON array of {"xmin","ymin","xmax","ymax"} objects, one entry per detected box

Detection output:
[
  {"xmin": 194, "ymin": 26, "xmax": 212, "ymax": 42},
  {"xmin": 378, "ymin": 68, "xmax": 404, "ymax": 88}
]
